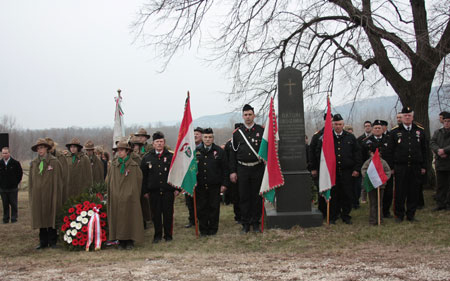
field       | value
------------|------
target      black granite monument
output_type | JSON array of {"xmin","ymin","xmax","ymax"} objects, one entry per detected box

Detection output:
[{"xmin": 265, "ymin": 67, "xmax": 322, "ymax": 228}]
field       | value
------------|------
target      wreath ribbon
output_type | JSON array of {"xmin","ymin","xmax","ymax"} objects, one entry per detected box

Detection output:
[{"xmin": 86, "ymin": 207, "xmax": 102, "ymax": 251}]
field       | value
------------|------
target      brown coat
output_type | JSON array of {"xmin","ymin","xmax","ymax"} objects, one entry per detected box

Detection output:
[
  {"xmin": 52, "ymin": 150, "xmax": 69, "ymax": 204},
  {"xmin": 28, "ymin": 154, "xmax": 63, "ymax": 229},
  {"xmin": 89, "ymin": 154, "xmax": 104, "ymax": 185},
  {"xmin": 66, "ymin": 152, "xmax": 93, "ymax": 198},
  {"xmin": 106, "ymin": 157, "xmax": 144, "ymax": 242}
]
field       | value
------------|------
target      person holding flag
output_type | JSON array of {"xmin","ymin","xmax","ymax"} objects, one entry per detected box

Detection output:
[{"xmin": 361, "ymin": 147, "xmax": 391, "ymax": 225}]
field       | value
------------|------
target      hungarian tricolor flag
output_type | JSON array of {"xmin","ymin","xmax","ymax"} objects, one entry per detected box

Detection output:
[
  {"xmin": 112, "ymin": 90, "xmax": 125, "ymax": 148},
  {"xmin": 258, "ymin": 97, "xmax": 284, "ymax": 203},
  {"xmin": 319, "ymin": 96, "xmax": 336, "ymax": 201},
  {"xmin": 363, "ymin": 148, "xmax": 388, "ymax": 192},
  {"xmin": 168, "ymin": 93, "xmax": 198, "ymax": 196}
]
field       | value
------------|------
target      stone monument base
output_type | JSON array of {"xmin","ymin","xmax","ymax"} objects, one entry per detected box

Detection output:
[{"xmin": 265, "ymin": 208, "xmax": 323, "ymax": 229}]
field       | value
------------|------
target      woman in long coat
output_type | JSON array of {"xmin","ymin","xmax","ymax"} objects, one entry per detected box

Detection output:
[
  {"xmin": 106, "ymin": 141, "xmax": 144, "ymax": 250},
  {"xmin": 29, "ymin": 138, "xmax": 63, "ymax": 249},
  {"xmin": 65, "ymin": 138, "xmax": 93, "ymax": 198}
]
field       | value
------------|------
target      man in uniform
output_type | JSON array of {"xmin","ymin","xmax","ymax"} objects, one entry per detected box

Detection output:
[
  {"xmin": 229, "ymin": 104, "xmax": 264, "ymax": 233},
  {"xmin": 357, "ymin": 121, "xmax": 372, "ymax": 144},
  {"xmin": 196, "ymin": 128, "xmax": 229, "ymax": 236},
  {"xmin": 84, "ymin": 140, "xmax": 104, "ymax": 185},
  {"xmin": 430, "ymin": 112, "xmax": 450, "ymax": 211},
  {"xmin": 354, "ymin": 121, "xmax": 372, "ymax": 208},
  {"xmin": 381, "ymin": 120, "xmax": 390, "ymax": 137},
  {"xmin": 396, "ymin": 113, "xmax": 403, "ymax": 126},
  {"xmin": 321, "ymin": 114, "xmax": 361, "ymax": 224},
  {"xmin": 141, "ymin": 132, "xmax": 179, "ymax": 243},
  {"xmin": 46, "ymin": 138, "xmax": 69, "ymax": 204},
  {"xmin": 184, "ymin": 127, "xmax": 204, "ymax": 228},
  {"xmin": 361, "ymin": 120, "xmax": 394, "ymax": 218},
  {"xmin": 29, "ymin": 138, "xmax": 63, "ymax": 249},
  {"xmin": 65, "ymin": 138, "xmax": 93, "ymax": 198},
  {"xmin": 134, "ymin": 128, "xmax": 153, "ymax": 157},
  {"xmin": 0, "ymin": 147, "xmax": 23, "ymax": 224},
  {"xmin": 387, "ymin": 107, "xmax": 428, "ymax": 222}
]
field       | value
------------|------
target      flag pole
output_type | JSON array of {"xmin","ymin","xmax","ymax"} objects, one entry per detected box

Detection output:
[
  {"xmin": 377, "ymin": 187, "xmax": 381, "ymax": 226},
  {"xmin": 261, "ymin": 199, "xmax": 265, "ymax": 233},
  {"xmin": 193, "ymin": 189, "xmax": 199, "ymax": 238},
  {"xmin": 326, "ymin": 200, "xmax": 330, "ymax": 225}
]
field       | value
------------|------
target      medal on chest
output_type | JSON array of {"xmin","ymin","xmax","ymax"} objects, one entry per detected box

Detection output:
[{"xmin": 163, "ymin": 157, "xmax": 167, "ymax": 163}]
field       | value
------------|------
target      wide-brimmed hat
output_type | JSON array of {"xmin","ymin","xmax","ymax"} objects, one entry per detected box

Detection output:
[
  {"xmin": 130, "ymin": 135, "xmax": 143, "ymax": 145},
  {"xmin": 31, "ymin": 138, "xmax": 52, "ymax": 152},
  {"xmin": 66, "ymin": 138, "xmax": 83, "ymax": 150},
  {"xmin": 45, "ymin": 137, "xmax": 58, "ymax": 148},
  {"xmin": 84, "ymin": 140, "xmax": 95, "ymax": 150},
  {"xmin": 113, "ymin": 141, "xmax": 132, "ymax": 152},
  {"xmin": 134, "ymin": 128, "xmax": 150, "ymax": 138}
]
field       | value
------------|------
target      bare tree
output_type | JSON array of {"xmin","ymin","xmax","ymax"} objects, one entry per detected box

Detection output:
[{"xmin": 133, "ymin": 0, "xmax": 450, "ymax": 135}]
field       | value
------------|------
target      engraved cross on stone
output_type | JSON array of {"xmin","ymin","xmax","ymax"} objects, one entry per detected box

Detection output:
[{"xmin": 284, "ymin": 79, "xmax": 296, "ymax": 96}]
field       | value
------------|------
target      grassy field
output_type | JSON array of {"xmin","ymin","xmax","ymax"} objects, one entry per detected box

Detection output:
[{"xmin": 0, "ymin": 189, "xmax": 449, "ymax": 280}]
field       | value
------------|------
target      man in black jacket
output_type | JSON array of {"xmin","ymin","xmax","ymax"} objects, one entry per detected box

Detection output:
[
  {"xmin": 0, "ymin": 147, "xmax": 23, "ymax": 223},
  {"xmin": 196, "ymin": 128, "xmax": 229, "ymax": 236},
  {"xmin": 141, "ymin": 132, "xmax": 178, "ymax": 243}
]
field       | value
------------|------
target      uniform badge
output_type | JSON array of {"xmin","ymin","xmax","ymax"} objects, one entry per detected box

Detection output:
[
  {"xmin": 148, "ymin": 163, "xmax": 152, "ymax": 169},
  {"xmin": 164, "ymin": 167, "xmax": 167, "ymax": 171},
  {"xmin": 213, "ymin": 151, "xmax": 217, "ymax": 156},
  {"xmin": 256, "ymin": 133, "xmax": 260, "ymax": 137},
  {"xmin": 47, "ymin": 165, "xmax": 53, "ymax": 171},
  {"xmin": 398, "ymin": 138, "xmax": 401, "ymax": 144},
  {"xmin": 252, "ymin": 138, "xmax": 255, "ymax": 143},
  {"xmin": 125, "ymin": 169, "xmax": 130, "ymax": 176},
  {"xmin": 163, "ymin": 157, "xmax": 167, "ymax": 163}
]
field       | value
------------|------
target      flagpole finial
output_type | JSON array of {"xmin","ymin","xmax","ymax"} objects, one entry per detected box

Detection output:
[
  {"xmin": 187, "ymin": 91, "xmax": 190, "ymax": 98},
  {"xmin": 117, "ymin": 89, "xmax": 121, "ymax": 97}
]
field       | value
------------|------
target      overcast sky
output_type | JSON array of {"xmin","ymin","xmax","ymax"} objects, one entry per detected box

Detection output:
[{"xmin": 0, "ymin": 0, "xmax": 235, "ymax": 129}]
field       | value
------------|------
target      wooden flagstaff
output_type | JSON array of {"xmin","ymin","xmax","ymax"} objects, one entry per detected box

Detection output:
[
  {"xmin": 193, "ymin": 189, "xmax": 199, "ymax": 238},
  {"xmin": 377, "ymin": 187, "xmax": 381, "ymax": 226},
  {"xmin": 327, "ymin": 200, "xmax": 330, "ymax": 225}
]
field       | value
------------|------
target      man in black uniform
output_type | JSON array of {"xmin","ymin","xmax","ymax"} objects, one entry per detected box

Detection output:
[
  {"xmin": 322, "ymin": 114, "xmax": 361, "ymax": 224},
  {"xmin": 387, "ymin": 107, "xmax": 428, "ymax": 222},
  {"xmin": 196, "ymin": 128, "xmax": 229, "ymax": 236},
  {"xmin": 225, "ymin": 123, "xmax": 243, "ymax": 224},
  {"xmin": 361, "ymin": 120, "xmax": 394, "ymax": 218},
  {"xmin": 141, "ymin": 132, "xmax": 179, "ymax": 243},
  {"xmin": 229, "ymin": 104, "xmax": 264, "ymax": 233},
  {"xmin": 381, "ymin": 120, "xmax": 390, "ymax": 137}
]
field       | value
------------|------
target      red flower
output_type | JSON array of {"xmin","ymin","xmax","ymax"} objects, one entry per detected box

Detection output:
[
  {"xmin": 100, "ymin": 221, "xmax": 106, "ymax": 227},
  {"xmin": 96, "ymin": 193, "xmax": 104, "ymax": 201},
  {"xmin": 70, "ymin": 214, "xmax": 76, "ymax": 220},
  {"xmin": 63, "ymin": 216, "xmax": 70, "ymax": 223},
  {"xmin": 76, "ymin": 209, "xmax": 81, "ymax": 215},
  {"xmin": 76, "ymin": 204, "xmax": 83, "ymax": 209},
  {"xmin": 97, "ymin": 204, "xmax": 103, "ymax": 210},
  {"xmin": 82, "ymin": 226, "xmax": 88, "ymax": 233},
  {"xmin": 89, "ymin": 203, "xmax": 96, "ymax": 209},
  {"xmin": 68, "ymin": 208, "xmax": 75, "ymax": 214},
  {"xmin": 65, "ymin": 222, "xmax": 70, "ymax": 227},
  {"xmin": 83, "ymin": 234, "xmax": 88, "ymax": 240},
  {"xmin": 83, "ymin": 206, "xmax": 90, "ymax": 211},
  {"xmin": 100, "ymin": 213, "xmax": 107, "ymax": 218},
  {"xmin": 101, "ymin": 235, "xmax": 107, "ymax": 242},
  {"xmin": 101, "ymin": 229, "xmax": 106, "ymax": 236},
  {"xmin": 78, "ymin": 239, "xmax": 86, "ymax": 246},
  {"xmin": 72, "ymin": 239, "xmax": 79, "ymax": 246},
  {"xmin": 83, "ymin": 201, "xmax": 90, "ymax": 206},
  {"xmin": 61, "ymin": 225, "xmax": 67, "ymax": 231},
  {"xmin": 76, "ymin": 232, "xmax": 83, "ymax": 239}
]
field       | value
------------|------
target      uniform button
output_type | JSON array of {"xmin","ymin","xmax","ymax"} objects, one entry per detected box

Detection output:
[
  {"xmin": 249, "ymin": 153, "xmax": 251, "ymax": 156},
  {"xmin": 338, "ymin": 161, "xmax": 341, "ymax": 164},
  {"xmin": 338, "ymin": 148, "xmax": 340, "ymax": 150},
  {"xmin": 204, "ymin": 177, "xmax": 206, "ymax": 180},
  {"xmin": 204, "ymin": 163, "xmax": 206, "ymax": 165},
  {"xmin": 205, "ymin": 184, "xmax": 208, "ymax": 187},
  {"xmin": 159, "ymin": 172, "xmax": 162, "ymax": 175},
  {"xmin": 338, "ymin": 154, "xmax": 341, "ymax": 157},
  {"xmin": 408, "ymin": 155, "xmax": 411, "ymax": 158},
  {"xmin": 158, "ymin": 165, "xmax": 160, "ymax": 167},
  {"xmin": 204, "ymin": 170, "xmax": 206, "ymax": 172},
  {"xmin": 160, "ymin": 181, "xmax": 163, "ymax": 184}
]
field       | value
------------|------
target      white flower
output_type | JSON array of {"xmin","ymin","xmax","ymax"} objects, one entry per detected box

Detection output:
[
  {"xmin": 71, "ymin": 229, "xmax": 77, "ymax": 236},
  {"xmin": 81, "ymin": 218, "xmax": 89, "ymax": 224},
  {"xmin": 64, "ymin": 235, "xmax": 68, "ymax": 241},
  {"xmin": 67, "ymin": 237, "xmax": 72, "ymax": 244},
  {"xmin": 81, "ymin": 211, "xmax": 87, "ymax": 217},
  {"xmin": 76, "ymin": 223, "xmax": 82, "ymax": 230},
  {"xmin": 76, "ymin": 216, "xmax": 82, "ymax": 222},
  {"xmin": 66, "ymin": 230, "xmax": 71, "ymax": 236},
  {"xmin": 70, "ymin": 221, "xmax": 77, "ymax": 227},
  {"xmin": 87, "ymin": 210, "xmax": 94, "ymax": 217}
]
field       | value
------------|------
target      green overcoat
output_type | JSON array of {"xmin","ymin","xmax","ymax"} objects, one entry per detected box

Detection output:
[{"xmin": 66, "ymin": 151, "xmax": 93, "ymax": 198}]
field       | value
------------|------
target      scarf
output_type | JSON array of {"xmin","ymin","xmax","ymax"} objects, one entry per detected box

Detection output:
[
  {"xmin": 39, "ymin": 158, "xmax": 45, "ymax": 175},
  {"xmin": 118, "ymin": 155, "xmax": 130, "ymax": 174}
]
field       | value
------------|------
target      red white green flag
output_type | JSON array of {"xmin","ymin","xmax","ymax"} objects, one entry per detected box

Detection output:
[
  {"xmin": 168, "ymin": 93, "xmax": 198, "ymax": 196},
  {"xmin": 258, "ymin": 97, "xmax": 284, "ymax": 203},
  {"xmin": 363, "ymin": 148, "xmax": 388, "ymax": 192},
  {"xmin": 112, "ymin": 90, "xmax": 125, "ymax": 148},
  {"xmin": 319, "ymin": 96, "xmax": 336, "ymax": 201}
]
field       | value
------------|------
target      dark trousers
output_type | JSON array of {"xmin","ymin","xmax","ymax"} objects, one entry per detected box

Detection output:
[
  {"xmin": 383, "ymin": 177, "xmax": 394, "ymax": 216},
  {"xmin": 436, "ymin": 171, "xmax": 450, "ymax": 208},
  {"xmin": 330, "ymin": 170, "xmax": 354, "ymax": 221},
  {"xmin": 149, "ymin": 191, "xmax": 174, "ymax": 240},
  {"xmin": 228, "ymin": 181, "xmax": 241, "ymax": 222},
  {"xmin": 394, "ymin": 165, "xmax": 420, "ymax": 220},
  {"xmin": 313, "ymin": 176, "xmax": 327, "ymax": 218},
  {"xmin": 353, "ymin": 175, "xmax": 362, "ymax": 208},
  {"xmin": 196, "ymin": 184, "xmax": 221, "ymax": 235},
  {"xmin": 39, "ymin": 227, "xmax": 57, "ymax": 246},
  {"xmin": 237, "ymin": 163, "xmax": 264, "ymax": 226},
  {"xmin": 185, "ymin": 194, "xmax": 195, "ymax": 224},
  {"xmin": 140, "ymin": 195, "xmax": 151, "ymax": 222},
  {"xmin": 1, "ymin": 191, "xmax": 18, "ymax": 223},
  {"xmin": 368, "ymin": 188, "xmax": 384, "ymax": 224}
]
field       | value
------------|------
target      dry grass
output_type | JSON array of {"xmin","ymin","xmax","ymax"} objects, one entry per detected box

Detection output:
[{"xmin": 0, "ymin": 190, "xmax": 449, "ymax": 280}]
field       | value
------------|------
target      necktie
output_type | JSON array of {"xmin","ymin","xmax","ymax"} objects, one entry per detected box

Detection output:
[
  {"xmin": 39, "ymin": 159, "xmax": 44, "ymax": 175},
  {"xmin": 118, "ymin": 155, "xmax": 130, "ymax": 174}
]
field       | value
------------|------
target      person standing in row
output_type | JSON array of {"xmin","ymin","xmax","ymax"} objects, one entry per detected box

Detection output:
[
  {"xmin": 229, "ymin": 104, "xmax": 264, "ymax": 233},
  {"xmin": 65, "ymin": 138, "xmax": 93, "ymax": 198},
  {"xmin": 141, "ymin": 132, "xmax": 177, "ymax": 243},
  {"xmin": 84, "ymin": 140, "xmax": 104, "ymax": 185},
  {"xmin": 0, "ymin": 147, "xmax": 23, "ymax": 224},
  {"xmin": 106, "ymin": 140, "xmax": 144, "ymax": 250},
  {"xmin": 430, "ymin": 112, "xmax": 450, "ymax": 211},
  {"xmin": 196, "ymin": 128, "xmax": 229, "ymax": 236},
  {"xmin": 28, "ymin": 139, "xmax": 63, "ymax": 249},
  {"xmin": 135, "ymin": 128, "xmax": 153, "ymax": 157},
  {"xmin": 387, "ymin": 107, "xmax": 428, "ymax": 222},
  {"xmin": 46, "ymin": 138, "xmax": 69, "ymax": 204}
]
